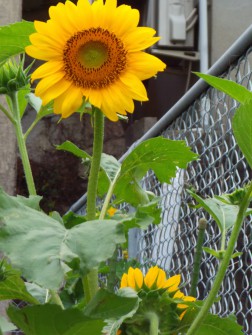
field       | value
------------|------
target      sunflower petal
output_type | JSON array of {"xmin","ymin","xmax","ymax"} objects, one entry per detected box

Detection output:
[
  {"xmin": 144, "ymin": 266, "xmax": 159, "ymax": 288},
  {"xmin": 128, "ymin": 52, "xmax": 166, "ymax": 80},
  {"xmin": 31, "ymin": 61, "xmax": 63, "ymax": 80},
  {"xmin": 120, "ymin": 273, "xmax": 128, "ymax": 288}
]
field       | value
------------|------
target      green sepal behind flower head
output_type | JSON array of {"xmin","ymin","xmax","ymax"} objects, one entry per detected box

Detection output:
[{"xmin": 0, "ymin": 55, "xmax": 31, "ymax": 95}]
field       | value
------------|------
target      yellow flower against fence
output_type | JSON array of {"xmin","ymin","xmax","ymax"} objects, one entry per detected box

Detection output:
[
  {"xmin": 121, "ymin": 266, "xmax": 181, "ymax": 292},
  {"xmin": 26, "ymin": 0, "xmax": 166, "ymax": 121},
  {"xmin": 120, "ymin": 266, "xmax": 196, "ymax": 314}
]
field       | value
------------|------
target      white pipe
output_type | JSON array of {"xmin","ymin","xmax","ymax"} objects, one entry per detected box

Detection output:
[{"xmin": 199, "ymin": 0, "xmax": 209, "ymax": 72}]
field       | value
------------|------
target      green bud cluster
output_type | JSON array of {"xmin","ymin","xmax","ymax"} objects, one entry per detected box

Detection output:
[{"xmin": 0, "ymin": 56, "xmax": 31, "ymax": 95}]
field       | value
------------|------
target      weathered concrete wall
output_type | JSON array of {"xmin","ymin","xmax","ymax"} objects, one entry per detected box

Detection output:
[
  {"xmin": 0, "ymin": 0, "xmax": 22, "ymax": 195},
  {"xmin": 0, "ymin": 0, "xmax": 22, "ymax": 328},
  {"xmin": 211, "ymin": 0, "xmax": 252, "ymax": 65}
]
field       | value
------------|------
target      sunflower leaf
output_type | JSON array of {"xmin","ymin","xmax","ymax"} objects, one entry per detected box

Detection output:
[
  {"xmin": 84, "ymin": 288, "xmax": 139, "ymax": 319},
  {"xmin": 179, "ymin": 311, "xmax": 243, "ymax": 335},
  {"xmin": 101, "ymin": 288, "xmax": 140, "ymax": 335},
  {"xmin": 112, "ymin": 197, "xmax": 161, "ymax": 238},
  {"xmin": 7, "ymin": 304, "xmax": 105, "ymax": 335},
  {"xmin": 56, "ymin": 140, "xmax": 91, "ymax": 160},
  {"xmin": 114, "ymin": 137, "xmax": 197, "ymax": 205},
  {"xmin": 0, "ymin": 189, "xmax": 125, "ymax": 290},
  {"xmin": 195, "ymin": 72, "xmax": 252, "ymax": 104},
  {"xmin": 232, "ymin": 100, "xmax": 252, "ymax": 169},
  {"xmin": 98, "ymin": 154, "xmax": 121, "ymax": 195},
  {"xmin": 187, "ymin": 189, "xmax": 252, "ymax": 233},
  {"xmin": 0, "ymin": 261, "xmax": 39, "ymax": 304},
  {"xmin": 0, "ymin": 21, "xmax": 35, "ymax": 64}
]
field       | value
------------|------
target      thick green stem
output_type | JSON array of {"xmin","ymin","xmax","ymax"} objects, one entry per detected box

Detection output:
[
  {"xmin": 83, "ymin": 109, "xmax": 104, "ymax": 302},
  {"xmin": 186, "ymin": 183, "xmax": 252, "ymax": 335},
  {"xmin": 145, "ymin": 312, "xmax": 159, "ymax": 335},
  {"xmin": 9, "ymin": 92, "xmax": 36, "ymax": 196},
  {"xmin": 190, "ymin": 218, "xmax": 207, "ymax": 297},
  {"xmin": 86, "ymin": 109, "xmax": 104, "ymax": 220}
]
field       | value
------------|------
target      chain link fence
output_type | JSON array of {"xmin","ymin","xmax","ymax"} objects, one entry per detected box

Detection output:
[{"xmin": 71, "ymin": 26, "xmax": 252, "ymax": 335}]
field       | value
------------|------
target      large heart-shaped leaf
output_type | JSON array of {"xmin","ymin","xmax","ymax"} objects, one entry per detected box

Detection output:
[
  {"xmin": 0, "ymin": 21, "xmax": 35, "ymax": 64},
  {"xmin": 232, "ymin": 100, "xmax": 252, "ymax": 169},
  {"xmin": 0, "ymin": 189, "xmax": 125, "ymax": 290},
  {"xmin": 8, "ymin": 304, "xmax": 105, "ymax": 335},
  {"xmin": 114, "ymin": 137, "xmax": 197, "ymax": 205},
  {"xmin": 84, "ymin": 288, "xmax": 139, "ymax": 319},
  {"xmin": 180, "ymin": 310, "xmax": 243, "ymax": 335},
  {"xmin": 195, "ymin": 72, "xmax": 252, "ymax": 104}
]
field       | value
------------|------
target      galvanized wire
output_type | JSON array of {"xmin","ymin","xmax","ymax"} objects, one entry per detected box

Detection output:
[{"xmin": 134, "ymin": 46, "xmax": 252, "ymax": 334}]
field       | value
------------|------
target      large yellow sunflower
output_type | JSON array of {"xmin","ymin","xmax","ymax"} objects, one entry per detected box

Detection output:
[{"xmin": 25, "ymin": 0, "xmax": 166, "ymax": 121}]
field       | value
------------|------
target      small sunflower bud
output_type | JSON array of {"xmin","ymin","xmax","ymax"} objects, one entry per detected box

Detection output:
[{"xmin": 0, "ymin": 56, "xmax": 31, "ymax": 95}]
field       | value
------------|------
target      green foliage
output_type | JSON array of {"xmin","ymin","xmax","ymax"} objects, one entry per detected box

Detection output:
[
  {"xmin": 179, "ymin": 310, "xmax": 243, "ymax": 335},
  {"xmin": 7, "ymin": 304, "xmax": 105, "ymax": 335},
  {"xmin": 103, "ymin": 288, "xmax": 141, "ymax": 335},
  {"xmin": 0, "ymin": 189, "xmax": 125, "ymax": 290},
  {"xmin": 26, "ymin": 93, "xmax": 53, "ymax": 119},
  {"xmin": 56, "ymin": 140, "xmax": 91, "ymax": 160},
  {"xmin": 57, "ymin": 141, "xmax": 121, "ymax": 193},
  {"xmin": 0, "ymin": 260, "xmax": 39, "ymax": 304},
  {"xmin": 84, "ymin": 288, "xmax": 139, "ymax": 319},
  {"xmin": 188, "ymin": 189, "xmax": 252, "ymax": 233},
  {"xmin": 113, "ymin": 197, "xmax": 161, "ymax": 241},
  {"xmin": 98, "ymin": 153, "xmax": 121, "ymax": 194},
  {"xmin": 0, "ymin": 21, "xmax": 35, "ymax": 64},
  {"xmin": 195, "ymin": 72, "xmax": 252, "ymax": 104},
  {"xmin": 113, "ymin": 137, "xmax": 197, "ymax": 206},
  {"xmin": 232, "ymin": 100, "xmax": 252, "ymax": 169}
]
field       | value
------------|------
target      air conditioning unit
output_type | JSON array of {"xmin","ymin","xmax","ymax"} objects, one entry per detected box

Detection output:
[{"xmin": 146, "ymin": 0, "xmax": 197, "ymax": 50}]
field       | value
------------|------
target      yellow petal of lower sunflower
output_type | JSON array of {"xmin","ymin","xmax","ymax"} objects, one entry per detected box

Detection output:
[
  {"xmin": 165, "ymin": 274, "xmax": 181, "ymax": 292},
  {"xmin": 127, "ymin": 267, "xmax": 136, "ymax": 290},
  {"xmin": 133, "ymin": 268, "xmax": 144, "ymax": 290},
  {"xmin": 156, "ymin": 269, "xmax": 166, "ymax": 288},
  {"xmin": 178, "ymin": 295, "xmax": 196, "ymax": 309},
  {"xmin": 144, "ymin": 266, "xmax": 159, "ymax": 288},
  {"xmin": 120, "ymin": 273, "xmax": 129, "ymax": 289}
]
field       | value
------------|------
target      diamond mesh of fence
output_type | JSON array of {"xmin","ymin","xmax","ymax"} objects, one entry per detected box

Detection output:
[{"xmin": 129, "ymin": 46, "xmax": 252, "ymax": 334}]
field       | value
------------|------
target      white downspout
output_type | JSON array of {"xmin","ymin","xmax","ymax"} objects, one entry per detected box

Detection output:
[{"xmin": 199, "ymin": 0, "xmax": 209, "ymax": 72}]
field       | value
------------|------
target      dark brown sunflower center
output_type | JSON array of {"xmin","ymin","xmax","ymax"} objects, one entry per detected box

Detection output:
[{"xmin": 63, "ymin": 27, "xmax": 127, "ymax": 89}]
